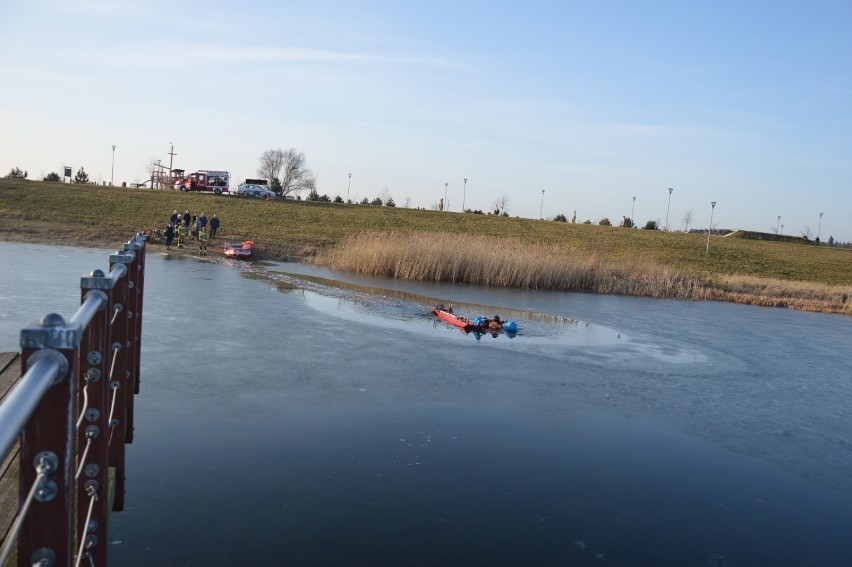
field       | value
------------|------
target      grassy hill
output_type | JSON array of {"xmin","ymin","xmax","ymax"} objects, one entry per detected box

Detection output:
[{"xmin": 1, "ymin": 179, "xmax": 850, "ymax": 313}]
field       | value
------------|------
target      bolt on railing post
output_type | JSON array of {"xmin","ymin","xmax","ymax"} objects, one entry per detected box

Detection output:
[{"xmin": 18, "ymin": 314, "xmax": 81, "ymax": 565}]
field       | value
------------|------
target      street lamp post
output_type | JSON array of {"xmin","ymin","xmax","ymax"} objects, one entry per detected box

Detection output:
[
  {"xmin": 817, "ymin": 212, "xmax": 824, "ymax": 241},
  {"xmin": 347, "ymin": 173, "xmax": 351, "ymax": 202},
  {"xmin": 631, "ymin": 196, "xmax": 636, "ymax": 226},
  {"xmin": 444, "ymin": 183, "xmax": 448, "ymax": 211},
  {"xmin": 462, "ymin": 178, "xmax": 468, "ymax": 212},
  {"xmin": 777, "ymin": 215, "xmax": 781, "ymax": 234},
  {"xmin": 665, "ymin": 187, "xmax": 673, "ymax": 231},
  {"xmin": 706, "ymin": 201, "xmax": 717, "ymax": 254},
  {"xmin": 111, "ymin": 145, "xmax": 116, "ymax": 186},
  {"xmin": 540, "ymin": 190, "xmax": 545, "ymax": 219}
]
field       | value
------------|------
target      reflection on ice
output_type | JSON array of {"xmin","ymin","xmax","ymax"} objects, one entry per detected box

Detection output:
[
  {"xmin": 3, "ymin": 242, "xmax": 851, "ymax": 566},
  {"xmin": 228, "ymin": 263, "xmax": 707, "ymax": 362},
  {"xmin": 303, "ymin": 290, "xmax": 627, "ymax": 349}
]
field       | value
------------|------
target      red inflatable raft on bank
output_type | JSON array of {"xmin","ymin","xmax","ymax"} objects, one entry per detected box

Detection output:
[{"xmin": 223, "ymin": 240, "xmax": 253, "ymax": 259}]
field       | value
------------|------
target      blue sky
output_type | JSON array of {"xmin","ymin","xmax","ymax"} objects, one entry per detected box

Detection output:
[{"xmin": 2, "ymin": 0, "xmax": 850, "ymax": 241}]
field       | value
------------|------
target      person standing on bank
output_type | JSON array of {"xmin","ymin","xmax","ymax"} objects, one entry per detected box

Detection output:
[
  {"xmin": 170, "ymin": 210, "xmax": 179, "ymax": 225},
  {"xmin": 209, "ymin": 214, "xmax": 220, "ymax": 238},
  {"xmin": 177, "ymin": 220, "xmax": 188, "ymax": 248},
  {"xmin": 164, "ymin": 223, "xmax": 175, "ymax": 250},
  {"xmin": 198, "ymin": 226, "xmax": 210, "ymax": 255}
]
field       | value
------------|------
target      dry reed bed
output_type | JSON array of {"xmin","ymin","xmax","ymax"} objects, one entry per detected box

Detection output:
[{"xmin": 316, "ymin": 232, "xmax": 852, "ymax": 315}]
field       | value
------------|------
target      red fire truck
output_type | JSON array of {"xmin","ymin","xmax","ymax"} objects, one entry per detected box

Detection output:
[{"xmin": 174, "ymin": 170, "xmax": 231, "ymax": 194}]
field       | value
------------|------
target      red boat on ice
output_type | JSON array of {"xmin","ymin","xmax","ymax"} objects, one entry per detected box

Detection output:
[
  {"xmin": 431, "ymin": 306, "xmax": 519, "ymax": 334},
  {"xmin": 224, "ymin": 240, "xmax": 253, "ymax": 258},
  {"xmin": 432, "ymin": 306, "xmax": 479, "ymax": 332}
]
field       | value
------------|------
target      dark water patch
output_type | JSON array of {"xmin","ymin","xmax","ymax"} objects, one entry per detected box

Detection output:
[{"xmin": 3, "ymin": 242, "xmax": 852, "ymax": 565}]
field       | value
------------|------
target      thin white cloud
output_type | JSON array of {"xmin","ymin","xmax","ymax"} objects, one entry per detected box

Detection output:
[
  {"xmin": 82, "ymin": 42, "xmax": 466, "ymax": 70},
  {"xmin": 481, "ymin": 98, "xmax": 584, "ymax": 115},
  {"xmin": 48, "ymin": 0, "xmax": 140, "ymax": 15},
  {"xmin": 583, "ymin": 122, "xmax": 691, "ymax": 139}
]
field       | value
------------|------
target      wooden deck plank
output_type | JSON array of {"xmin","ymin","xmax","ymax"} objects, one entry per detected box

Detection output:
[
  {"xmin": 0, "ymin": 352, "xmax": 20, "ymax": 566},
  {"xmin": 0, "ymin": 352, "xmax": 19, "ymax": 403}
]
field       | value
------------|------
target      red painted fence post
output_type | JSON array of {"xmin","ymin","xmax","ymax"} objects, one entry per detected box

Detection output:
[{"xmin": 18, "ymin": 316, "xmax": 79, "ymax": 566}]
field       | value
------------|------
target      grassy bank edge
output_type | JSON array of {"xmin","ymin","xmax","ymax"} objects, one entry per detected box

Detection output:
[{"xmin": 1, "ymin": 180, "xmax": 850, "ymax": 315}]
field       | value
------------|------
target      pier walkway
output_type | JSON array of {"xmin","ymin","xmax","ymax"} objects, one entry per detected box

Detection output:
[{"xmin": 0, "ymin": 234, "xmax": 147, "ymax": 566}]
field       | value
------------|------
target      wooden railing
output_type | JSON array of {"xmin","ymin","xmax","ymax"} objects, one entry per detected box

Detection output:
[{"xmin": 0, "ymin": 233, "xmax": 146, "ymax": 566}]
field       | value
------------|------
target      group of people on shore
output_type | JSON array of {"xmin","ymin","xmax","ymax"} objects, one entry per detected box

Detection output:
[{"xmin": 163, "ymin": 210, "xmax": 220, "ymax": 255}]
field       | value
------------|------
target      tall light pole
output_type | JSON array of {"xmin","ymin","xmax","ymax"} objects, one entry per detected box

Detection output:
[
  {"xmin": 444, "ymin": 183, "xmax": 448, "ymax": 211},
  {"xmin": 777, "ymin": 215, "xmax": 781, "ymax": 234},
  {"xmin": 347, "ymin": 173, "xmax": 351, "ymax": 202},
  {"xmin": 540, "ymin": 189, "xmax": 545, "ymax": 219},
  {"xmin": 665, "ymin": 187, "xmax": 673, "ymax": 231},
  {"xmin": 462, "ymin": 178, "xmax": 468, "ymax": 212},
  {"xmin": 631, "ymin": 196, "xmax": 636, "ymax": 226},
  {"xmin": 817, "ymin": 212, "xmax": 824, "ymax": 241},
  {"xmin": 706, "ymin": 201, "xmax": 717, "ymax": 254},
  {"xmin": 111, "ymin": 145, "xmax": 116, "ymax": 186}
]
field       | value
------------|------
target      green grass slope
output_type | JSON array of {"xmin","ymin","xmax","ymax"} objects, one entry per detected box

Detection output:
[{"xmin": 2, "ymin": 179, "xmax": 850, "ymax": 286}]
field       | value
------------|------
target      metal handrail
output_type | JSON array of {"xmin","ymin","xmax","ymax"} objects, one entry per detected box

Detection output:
[
  {"xmin": 68, "ymin": 290, "xmax": 108, "ymax": 330},
  {"xmin": 0, "ymin": 352, "xmax": 66, "ymax": 463},
  {"xmin": 1, "ymin": 258, "xmax": 130, "ymax": 460}
]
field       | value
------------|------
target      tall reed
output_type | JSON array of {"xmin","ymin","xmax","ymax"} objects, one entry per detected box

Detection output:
[{"xmin": 315, "ymin": 232, "xmax": 852, "ymax": 314}]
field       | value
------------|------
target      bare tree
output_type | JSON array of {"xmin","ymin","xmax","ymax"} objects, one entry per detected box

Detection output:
[
  {"xmin": 801, "ymin": 226, "xmax": 813, "ymax": 240},
  {"xmin": 279, "ymin": 148, "xmax": 316, "ymax": 197},
  {"xmin": 144, "ymin": 157, "xmax": 158, "ymax": 188},
  {"xmin": 299, "ymin": 171, "xmax": 318, "ymax": 197},
  {"xmin": 493, "ymin": 195, "xmax": 509, "ymax": 215},
  {"xmin": 681, "ymin": 209, "xmax": 694, "ymax": 232},
  {"xmin": 257, "ymin": 149, "xmax": 285, "ymax": 185}
]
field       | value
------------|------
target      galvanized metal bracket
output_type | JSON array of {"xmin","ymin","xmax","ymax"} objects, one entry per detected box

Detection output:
[
  {"xmin": 124, "ymin": 236, "xmax": 145, "ymax": 252},
  {"xmin": 21, "ymin": 314, "xmax": 83, "ymax": 351},
  {"xmin": 110, "ymin": 250, "xmax": 136, "ymax": 265}
]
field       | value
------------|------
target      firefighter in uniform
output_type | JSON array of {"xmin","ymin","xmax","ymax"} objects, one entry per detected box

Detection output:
[
  {"xmin": 177, "ymin": 220, "xmax": 189, "ymax": 248},
  {"xmin": 198, "ymin": 226, "xmax": 210, "ymax": 255}
]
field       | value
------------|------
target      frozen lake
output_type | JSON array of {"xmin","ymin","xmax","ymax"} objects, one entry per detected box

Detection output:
[{"xmin": 1, "ymin": 241, "xmax": 851, "ymax": 566}]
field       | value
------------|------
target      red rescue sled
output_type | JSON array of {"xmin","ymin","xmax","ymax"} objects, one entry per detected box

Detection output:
[
  {"xmin": 224, "ymin": 240, "xmax": 253, "ymax": 258},
  {"xmin": 432, "ymin": 305, "xmax": 518, "ymax": 335},
  {"xmin": 431, "ymin": 307, "xmax": 478, "ymax": 332}
]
